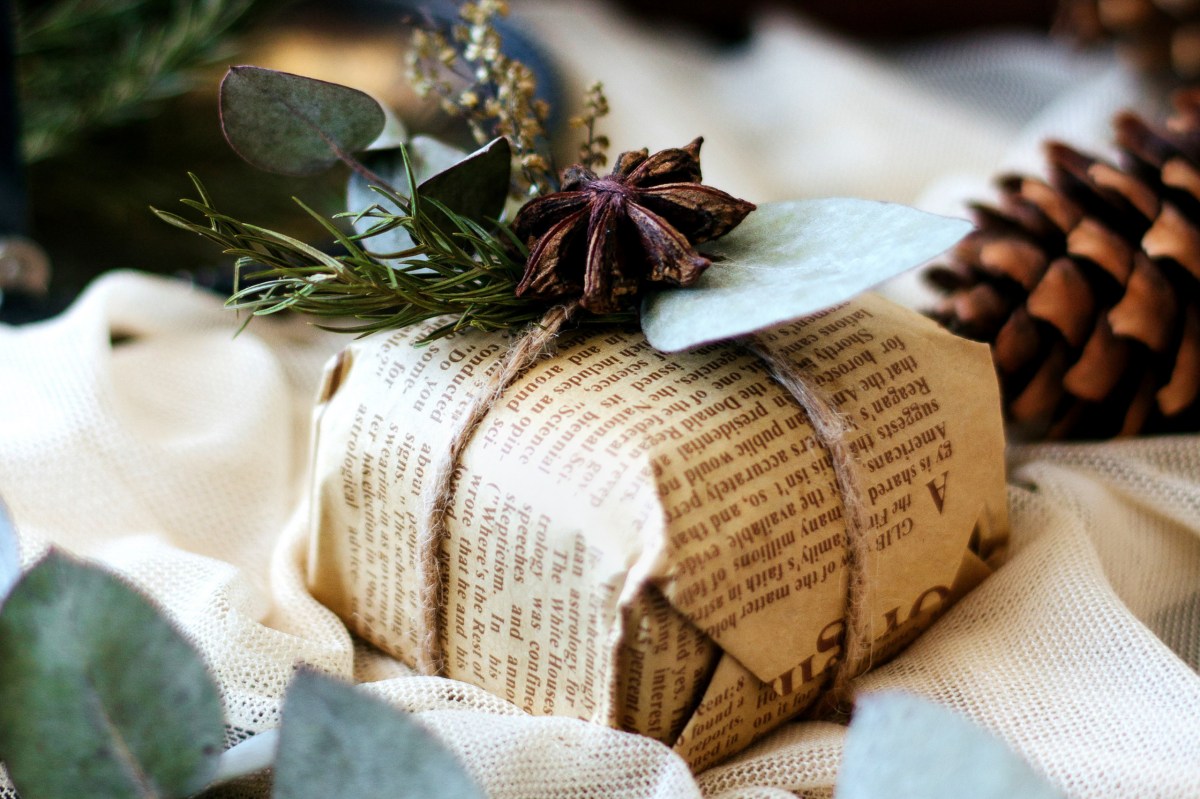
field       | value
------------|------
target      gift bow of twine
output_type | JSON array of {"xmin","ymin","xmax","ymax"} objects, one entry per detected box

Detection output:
[{"xmin": 415, "ymin": 303, "xmax": 873, "ymax": 714}]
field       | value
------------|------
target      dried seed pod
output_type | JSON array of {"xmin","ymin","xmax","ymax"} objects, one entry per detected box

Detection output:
[{"xmin": 511, "ymin": 138, "xmax": 755, "ymax": 314}]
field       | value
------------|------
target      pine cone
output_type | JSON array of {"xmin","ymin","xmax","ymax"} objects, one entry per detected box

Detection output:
[
  {"xmin": 928, "ymin": 90, "xmax": 1200, "ymax": 439},
  {"xmin": 1057, "ymin": 0, "xmax": 1200, "ymax": 79}
]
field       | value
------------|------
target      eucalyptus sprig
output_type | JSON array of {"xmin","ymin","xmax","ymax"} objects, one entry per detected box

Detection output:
[
  {"xmin": 0, "ymin": 508, "xmax": 485, "ymax": 798},
  {"xmin": 154, "ymin": 168, "xmax": 555, "ymax": 342}
]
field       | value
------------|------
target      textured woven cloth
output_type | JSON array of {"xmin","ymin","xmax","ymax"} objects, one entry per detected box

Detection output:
[{"xmin": 3, "ymin": 7, "xmax": 1199, "ymax": 797}]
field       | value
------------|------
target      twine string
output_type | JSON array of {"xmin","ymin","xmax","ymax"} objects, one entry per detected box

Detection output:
[
  {"xmin": 414, "ymin": 302, "xmax": 578, "ymax": 675},
  {"xmin": 744, "ymin": 335, "xmax": 873, "ymax": 713},
  {"xmin": 414, "ymin": 319, "xmax": 873, "ymax": 710}
]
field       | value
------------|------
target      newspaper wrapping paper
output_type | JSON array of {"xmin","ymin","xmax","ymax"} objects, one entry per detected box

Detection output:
[
  {"xmin": 4, "ymin": 19, "xmax": 1200, "ymax": 798},
  {"xmin": 306, "ymin": 293, "xmax": 1009, "ymax": 769}
]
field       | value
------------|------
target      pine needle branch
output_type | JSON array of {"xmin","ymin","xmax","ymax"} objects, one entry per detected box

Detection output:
[{"xmin": 153, "ymin": 173, "xmax": 620, "ymax": 342}]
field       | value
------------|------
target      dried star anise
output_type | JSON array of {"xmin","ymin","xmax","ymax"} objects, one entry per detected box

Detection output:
[{"xmin": 511, "ymin": 137, "xmax": 756, "ymax": 313}]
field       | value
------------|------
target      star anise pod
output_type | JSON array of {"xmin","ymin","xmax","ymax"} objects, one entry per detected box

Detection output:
[{"xmin": 511, "ymin": 138, "xmax": 756, "ymax": 313}]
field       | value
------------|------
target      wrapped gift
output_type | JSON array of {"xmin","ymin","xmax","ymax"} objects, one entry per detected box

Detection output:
[{"xmin": 306, "ymin": 293, "xmax": 1008, "ymax": 770}]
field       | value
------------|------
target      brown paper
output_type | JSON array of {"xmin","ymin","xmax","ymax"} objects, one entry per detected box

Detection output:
[{"xmin": 306, "ymin": 293, "xmax": 1008, "ymax": 770}]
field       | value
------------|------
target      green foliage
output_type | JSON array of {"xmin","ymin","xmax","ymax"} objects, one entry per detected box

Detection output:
[
  {"xmin": 218, "ymin": 66, "xmax": 387, "ymax": 177},
  {"xmin": 346, "ymin": 136, "xmax": 469, "ymax": 256},
  {"xmin": 154, "ymin": 168, "xmax": 552, "ymax": 342},
  {"xmin": 0, "ymin": 552, "xmax": 492, "ymax": 795},
  {"xmin": 273, "ymin": 670, "xmax": 486, "ymax": 799},
  {"xmin": 0, "ymin": 550, "xmax": 224, "ymax": 799},
  {"xmin": 346, "ymin": 136, "xmax": 512, "ymax": 256},
  {"xmin": 836, "ymin": 692, "xmax": 1065, "ymax": 799},
  {"xmin": 15, "ymin": 0, "xmax": 257, "ymax": 162}
]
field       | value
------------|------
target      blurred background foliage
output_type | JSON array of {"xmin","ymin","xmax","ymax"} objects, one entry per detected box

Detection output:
[{"xmin": 5, "ymin": 0, "xmax": 1058, "ymax": 322}]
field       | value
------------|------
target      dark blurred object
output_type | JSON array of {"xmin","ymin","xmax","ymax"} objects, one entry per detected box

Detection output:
[
  {"xmin": 609, "ymin": 0, "xmax": 1059, "ymax": 43},
  {"xmin": 14, "ymin": 0, "xmax": 260, "ymax": 163},
  {"xmin": 0, "ymin": 232, "xmax": 53, "ymax": 321},
  {"xmin": 2, "ymin": 0, "xmax": 51, "ymax": 324},
  {"xmin": 10, "ymin": 0, "xmax": 563, "ymax": 323},
  {"xmin": 927, "ymin": 90, "xmax": 1200, "ymax": 440},
  {"xmin": 1057, "ymin": 0, "xmax": 1200, "ymax": 80},
  {"xmin": 24, "ymin": 88, "xmax": 346, "ymax": 306},
  {"xmin": 2, "ymin": 0, "xmax": 23, "ymax": 234}
]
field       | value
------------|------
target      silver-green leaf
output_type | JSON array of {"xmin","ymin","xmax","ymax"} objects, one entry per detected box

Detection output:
[
  {"xmin": 273, "ymin": 669, "xmax": 485, "ymax": 799},
  {"xmin": 220, "ymin": 66, "xmax": 386, "ymax": 176},
  {"xmin": 836, "ymin": 692, "xmax": 1066, "ymax": 799},
  {"xmin": 0, "ymin": 498, "xmax": 18, "ymax": 602},
  {"xmin": 641, "ymin": 199, "xmax": 973, "ymax": 352},
  {"xmin": 0, "ymin": 550, "xmax": 224, "ymax": 799},
  {"xmin": 347, "ymin": 136, "xmax": 511, "ymax": 256}
]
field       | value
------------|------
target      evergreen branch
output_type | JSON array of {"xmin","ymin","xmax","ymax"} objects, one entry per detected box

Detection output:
[{"xmin": 153, "ymin": 173, "xmax": 635, "ymax": 342}]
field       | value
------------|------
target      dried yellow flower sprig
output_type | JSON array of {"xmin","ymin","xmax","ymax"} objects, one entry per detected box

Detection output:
[
  {"xmin": 571, "ymin": 81, "xmax": 611, "ymax": 171},
  {"xmin": 408, "ymin": 0, "xmax": 556, "ymax": 199}
]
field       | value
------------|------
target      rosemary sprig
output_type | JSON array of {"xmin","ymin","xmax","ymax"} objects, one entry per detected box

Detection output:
[{"xmin": 153, "ymin": 165, "xmax": 557, "ymax": 342}]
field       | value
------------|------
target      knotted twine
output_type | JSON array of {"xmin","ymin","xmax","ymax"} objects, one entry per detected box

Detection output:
[{"xmin": 414, "ymin": 307, "xmax": 873, "ymax": 711}]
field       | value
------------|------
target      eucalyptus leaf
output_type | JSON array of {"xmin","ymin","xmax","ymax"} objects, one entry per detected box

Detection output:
[
  {"xmin": 347, "ymin": 136, "xmax": 511, "ymax": 257},
  {"xmin": 273, "ymin": 669, "xmax": 485, "ymax": 799},
  {"xmin": 641, "ymin": 199, "xmax": 973, "ymax": 352},
  {"xmin": 0, "ymin": 550, "xmax": 224, "ymax": 799},
  {"xmin": 0, "ymin": 498, "xmax": 18, "ymax": 602},
  {"xmin": 836, "ymin": 692, "xmax": 1065, "ymax": 799},
  {"xmin": 417, "ymin": 136, "xmax": 511, "ymax": 225},
  {"xmin": 220, "ymin": 66, "xmax": 386, "ymax": 176}
]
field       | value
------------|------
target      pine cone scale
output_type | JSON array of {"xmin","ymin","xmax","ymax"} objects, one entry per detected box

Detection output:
[
  {"xmin": 1060, "ymin": 0, "xmax": 1200, "ymax": 78},
  {"xmin": 1097, "ymin": 0, "xmax": 1156, "ymax": 30},
  {"xmin": 1063, "ymin": 317, "xmax": 1130, "ymax": 400},
  {"xmin": 1021, "ymin": 178, "xmax": 1083, "ymax": 232},
  {"xmin": 1158, "ymin": 305, "xmax": 1200, "ymax": 413},
  {"xmin": 1026, "ymin": 258, "xmax": 1096, "ymax": 346},
  {"xmin": 1108, "ymin": 255, "xmax": 1178, "ymax": 350},
  {"xmin": 994, "ymin": 307, "xmax": 1041, "ymax": 373},
  {"xmin": 1009, "ymin": 341, "xmax": 1069, "ymax": 423},
  {"xmin": 1162, "ymin": 157, "xmax": 1200, "ymax": 200},
  {"xmin": 1068, "ymin": 217, "xmax": 1135, "ymax": 281},
  {"xmin": 1089, "ymin": 162, "xmax": 1159, "ymax": 219},
  {"xmin": 1142, "ymin": 202, "xmax": 1200, "ymax": 277},
  {"xmin": 980, "ymin": 238, "xmax": 1047, "ymax": 288}
]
